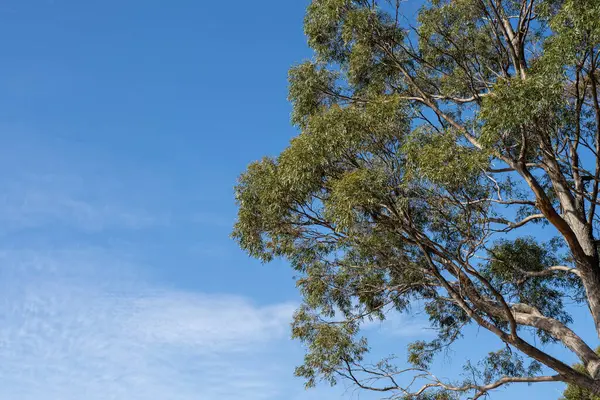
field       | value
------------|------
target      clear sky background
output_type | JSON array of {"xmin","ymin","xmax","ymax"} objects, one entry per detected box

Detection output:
[{"xmin": 0, "ymin": 1, "xmax": 594, "ymax": 399}]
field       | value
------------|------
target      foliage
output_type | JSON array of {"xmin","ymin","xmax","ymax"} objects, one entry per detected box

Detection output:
[{"xmin": 233, "ymin": 0, "xmax": 600, "ymax": 397}]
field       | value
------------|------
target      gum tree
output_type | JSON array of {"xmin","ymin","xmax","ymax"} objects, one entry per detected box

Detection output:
[{"xmin": 233, "ymin": 0, "xmax": 600, "ymax": 397}]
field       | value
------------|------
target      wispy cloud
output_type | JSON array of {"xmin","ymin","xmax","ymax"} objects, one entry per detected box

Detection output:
[
  {"xmin": 128, "ymin": 293, "xmax": 295, "ymax": 350},
  {"xmin": 0, "ymin": 247, "xmax": 299, "ymax": 400}
]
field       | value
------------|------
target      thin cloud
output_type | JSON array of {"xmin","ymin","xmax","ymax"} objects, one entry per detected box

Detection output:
[
  {"xmin": 128, "ymin": 293, "xmax": 295, "ymax": 350},
  {"xmin": 0, "ymin": 247, "xmax": 298, "ymax": 400}
]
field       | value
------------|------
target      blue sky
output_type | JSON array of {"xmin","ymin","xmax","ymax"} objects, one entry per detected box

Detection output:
[{"xmin": 0, "ymin": 1, "xmax": 593, "ymax": 399}]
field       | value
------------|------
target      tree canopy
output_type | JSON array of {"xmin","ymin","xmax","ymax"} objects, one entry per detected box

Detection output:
[{"xmin": 233, "ymin": 0, "xmax": 600, "ymax": 397}]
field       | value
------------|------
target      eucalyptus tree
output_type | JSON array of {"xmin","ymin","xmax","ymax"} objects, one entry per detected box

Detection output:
[{"xmin": 233, "ymin": 0, "xmax": 600, "ymax": 397}]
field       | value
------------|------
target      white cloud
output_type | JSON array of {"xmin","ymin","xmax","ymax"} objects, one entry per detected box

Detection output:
[
  {"xmin": 128, "ymin": 294, "xmax": 295, "ymax": 350},
  {"xmin": 0, "ymin": 247, "xmax": 299, "ymax": 400}
]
